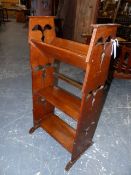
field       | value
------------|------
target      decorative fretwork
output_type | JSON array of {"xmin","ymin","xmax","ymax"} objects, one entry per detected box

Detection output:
[{"xmin": 32, "ymin": 24, "xmax": 52, "ymax": 42}]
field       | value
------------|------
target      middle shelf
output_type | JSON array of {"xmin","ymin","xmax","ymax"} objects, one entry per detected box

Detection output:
[{"xmin": 38, "ymin": 86, "xmax": 81, "ymax": 121}]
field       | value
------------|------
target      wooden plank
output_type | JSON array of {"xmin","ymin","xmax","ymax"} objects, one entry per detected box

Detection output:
[
  {"xmin": 56, "ymin": 0, "xmax": 77, "ymax": 39},
  {"xmin": 31, "ymin": 39, "xmax": 87, "ymax": 70},
  {"xmin": 38, "ymin": 86, "xmax": 81, "ymax": 121},
  {"xmin": 54, "ymin": 72, "xmax": 82, "ymax": 89},
  {"xmin": 74, "ymin": 0, "xmax": 99, "ymax": 42},
  {"xmin": 41, "ymin": 114, "xmax": 76, "ymax": 153},
  {"xmin": 29, "ymin": 16, "xmax": 56, "ymax": 43},
  {"xmin": 52, "ymin": 37, "xmax": 89, "ymax": 55},
  {"xmin": 113, "ymin": 0, "xmax": 122, "ymax": 23}
]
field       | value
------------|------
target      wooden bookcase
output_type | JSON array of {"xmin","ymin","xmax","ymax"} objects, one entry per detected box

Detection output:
[{"xmin": 28, "ymin": 16, "xmax": 118, "ymax": 170}]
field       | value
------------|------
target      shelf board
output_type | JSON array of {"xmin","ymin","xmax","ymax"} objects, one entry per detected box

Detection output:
[
  {"xmin": 41, "ymin": 114, "xmax": 76, "ymax": 153},
  {"xmin": 31, "ymin": 39, "xmax": 87, "ymax": 70},
  {"xmin": 38, "ymin": 86, "xmax": 81, "ymax": 121}
]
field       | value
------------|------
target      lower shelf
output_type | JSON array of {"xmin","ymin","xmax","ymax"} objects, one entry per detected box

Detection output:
[{"xmin": 40, "ymin": 114, "xmax": 76, "ymax": 153}]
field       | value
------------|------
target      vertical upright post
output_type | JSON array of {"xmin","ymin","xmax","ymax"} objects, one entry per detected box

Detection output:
[{"xmin": 113, "ymin": 0, "xmax": 122, "ymax": 23}]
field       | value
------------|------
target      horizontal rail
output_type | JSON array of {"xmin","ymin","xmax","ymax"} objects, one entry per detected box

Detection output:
[{"xmin": 54, "ymin": 72, "xmax": 82, "ymax": 89}]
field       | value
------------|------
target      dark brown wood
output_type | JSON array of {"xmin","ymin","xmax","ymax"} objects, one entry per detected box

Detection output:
[
  {"xmin": 74, "ymin": 0, "xmax": 100, "ymax": 42},
  {"xmin": 54, "ymin": 72, "xmax": 82, "ymax": 89},
  {"xmin": 38, "ymin": 86, "xmax": 81, "ymax": 121},
  {"xmin": 28, "ymin": 16, "xmax": 118, "ymax": 170},
  {"xmin": 28, "ymin": 17, "xmax": 57, "ymax": 132},
  {"xmin": 56, "ymin": 0, "xmax": 77, "ymax": 40},
  {"xmin": 114, "ymin": 45, "xmax": 131, "ymax": 79},
  {"xmin": 56, "ymin": 0, "xmax": 99, "ymax": 41},
  {"xmin": 113, "ymin": 0, "xmax": 122, "ymax": 23},
  {"xmin": 41, "ymin": 114, "xmax": 76, "ymax": 153},
  {"xmin": 32, "ymin": 0, "xmax": 52, "ymax": 16}
]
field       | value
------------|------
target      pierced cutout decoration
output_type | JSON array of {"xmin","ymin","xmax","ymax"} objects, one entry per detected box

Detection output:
[
  {"xmin": 95, "ymin": 36, "xmax": 113, "ymax": 68},
  {"xmin": 105, "ymin": 35, "xmax": 111, "ymax": 43},
  {"xmin": 32, "ymin": 24, "xmax": 52, "ymax": 42},
  {"xmin": 96, "ymin": 36, "xmax": 112, "ymax": 46},
  {"xmin": 33, "ymin": 63, "xmax": 52, "ymax": 72},
  {"xmin": 86, "ymin": 85, "xmax": 104, "ymax": 107},
  {"xmin": 95, "ymin": 37, "xmax": 104, "ymax": 45}
]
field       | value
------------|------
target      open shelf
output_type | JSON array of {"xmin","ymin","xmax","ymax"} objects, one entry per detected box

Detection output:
[
  {"xmin": 29, "ymin": 16, "xmax": 119, "ymax": 170},
  {"xmin": 38, "ymin": 86, "xmax": 81, "ymax": 121},
  {"xmin": 41, "ymin": 114, "xmax": 76, "ymax": 153},
  {"xmin": 51, "ymin": 37, "xmax": 89, "ymax": 55},
  {"xmin": 31, "ymin": 38, "xmax": 88, "ymax": 70}
]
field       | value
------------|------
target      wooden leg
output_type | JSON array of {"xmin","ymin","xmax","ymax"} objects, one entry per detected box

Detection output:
[
  {"xmin": 65, "ymin": 141, "xmax": 93, "ymax": 171},
  {"xmin": 65, "ymin": 159, "xmax": 78, "ymax": 171},
  {"xmin": 29, "ymin": 124, "xmax": 40, "ymax": 134}
]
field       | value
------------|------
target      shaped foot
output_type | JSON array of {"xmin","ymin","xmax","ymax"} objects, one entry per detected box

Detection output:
[
  {"xmin": 65, "ymin": 161, "xmax": 74, "ymax": 171},
  {"xmin": 29, "ymin": 125, "xmax": 39, "ymax": 134},
  {"xmin": 29, "ymin": 127, "xmax": 36, "ymax": 134}
]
